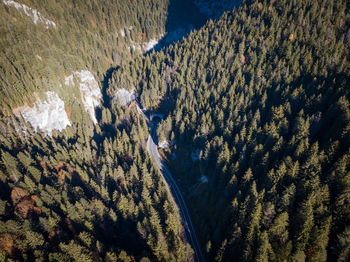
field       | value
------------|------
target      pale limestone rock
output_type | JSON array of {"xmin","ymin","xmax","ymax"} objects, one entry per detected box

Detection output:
[
  {"xmin": 113, "ymin": 89, "xmax": 135, "ymax": 106},
  {"xmin": 65, "ymin": 70, "xmax": 102, "ymax": 124},
  {"xmin": 144, "ymin": 37, "xmax": 161, "ymax": 51},
  {"xmin": 129, "ymin": 35, "xmax": 164, "ymax": 53},
  {"xmin": 119, "ymin": 29, "xmax": 125, "ymax": 37},
  {"xmin": 64, "ymin": 74, "xmax": 74, "ymax": 87},
  {"xmin": 159, "ymin": 140, "xmax": 169, "ymax": 149},
  {"xmin": 15, "ymin": 91, "xmax": 70, "ymax": 136},
  {"xmin": 3, "ymin": 0, "xmax": 56, "ymax": 28}
]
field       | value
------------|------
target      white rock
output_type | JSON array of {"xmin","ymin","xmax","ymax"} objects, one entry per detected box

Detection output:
[
  {"xmin": 159, "ymin": 140, "xmax": 169, "ymax": 149},
  {"xmin": 66, "ymin": 70, "xmax": 101, "ymax": 124},
  {"xmin": 64, "ymin": 74, "xmax": 74, "ymax": 87},
  {"xmin": 129, "ymin": 43, "xmax": 142, "ymax": 53},
  {"xmin": 15, "ymin": 91, "xmax": 70, "ymax": 136},
  {"xmin": 3, "ymin": 0, "xmax": 56, "ymax": 28},
  {"xmin": 129, "ymin": 35, "xmax": 164, "ymax": 53},
  {"xmin": 135, "ymin": 104, "xmax": 144, "ymax": 115},
  {"xmin": 144, "ymin": 37, "xmax": 161, "ymax": 51},
  {"xmin": 113, "ymin": 88, "xmax": 135, "ymax": 106}
]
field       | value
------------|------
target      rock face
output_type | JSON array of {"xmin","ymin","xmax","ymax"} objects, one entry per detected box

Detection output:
[
  {"xmin": 14, "ymin": 91, "xmax": 71, "ymax": 136},
  {"xmin": 3, "ymin": 0, "xmax": 56, "ymax": 28},
  {"xmin": 129, "ymin": 35, "xmax": 164, "ymax": 53},
  {"xmin": 113, "ymin": 88, "xmax": 135, "ymax": 106},
  {"xmin": 144, "ymin": 37, "xmax": 162, "ymax": 51},
  {"xmin": 119, "ymin": 28, "xmax": 125, "ymax": 37},
  {"xmin": 65, "ymin": 70, "xmax": 102, "ymax": 124},
  {"xmin": 159, "ymin": 140, "xmax": 169, "ymax": 149}
]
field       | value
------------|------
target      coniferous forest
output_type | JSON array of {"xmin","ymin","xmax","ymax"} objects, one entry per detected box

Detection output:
[{"xmin": 1, "ymin": 0, "xmax": 350, "ymax": 261}]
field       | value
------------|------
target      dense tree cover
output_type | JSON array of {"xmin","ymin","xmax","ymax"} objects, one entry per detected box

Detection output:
[
  {"xmin": 0, "ymin": 0, "xmax": 205, "ymax": 260},
  {"xmin": 1, "ymin": 0, "xmax": 350, "ymax": 260},
  {"xmin": 0, "ymin": 0, "xmax": 169, "ymax": 115},
  {"xmin": 0, "ymin": 100, "xmax": 192, "ymax": 260},
  {"xmin": 109, "ymin": 0, "xmax": 350, "ymax": 261}
]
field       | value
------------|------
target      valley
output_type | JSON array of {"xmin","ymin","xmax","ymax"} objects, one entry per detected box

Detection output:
[{"xmin": 0, "ymin": 0, "xmax": 349, "ymax": 261}]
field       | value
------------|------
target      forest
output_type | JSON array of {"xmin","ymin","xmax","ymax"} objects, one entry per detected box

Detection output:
[
  {"xmin": 0, "ymin": 0, "xmax": 194, "ymax": 260},
  {"xmin": 1, "ymin": 0, "xmax": 350, "ymax": 261},
  {"xmin": 0, "ymin": 0, "xmax": 168, "ymax": 115},
  {"xmin": 108, "ymin": 0, "xmax": 350, "ymax": 261}
]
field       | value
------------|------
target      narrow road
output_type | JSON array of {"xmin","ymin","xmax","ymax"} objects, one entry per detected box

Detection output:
[{"xmin": 147, "ymin": 119, "xmax": 204, "ymax": 262}]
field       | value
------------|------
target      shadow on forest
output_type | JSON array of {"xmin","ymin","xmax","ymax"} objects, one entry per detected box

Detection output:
[
  {"xmin": 148, "ymin": 0, "xmax": 208, "ymax": 52},
  {"xmin": 92, "ymin": 0, "xmax": 246, "ymax": 173},
  {"xmin": 93, "ymin": 66, "xmax": 120, "ymax": 144},
  {"xmin": 168, "ymin": 71, "xmax": 350, "ymax": 188},
  {"xmin": 101, "ymin": 66, "xmax": 119, "ymax": 109},
  {"xmin": 97, "ymin": 0, "xmax": 242, "ymax": 119},
  {"xmin": 149, "ymin": 0, "xmax": 243, "ymax": 53},
  {"xmin": 162, "ymin": 71, "xmax": 350, "ymax": 262}
]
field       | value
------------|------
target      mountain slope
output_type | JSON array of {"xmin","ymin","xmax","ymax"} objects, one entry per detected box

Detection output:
[
  {"xmin": 1, "ymin": 0, "xmax": 350, "ymax": 260},
  {"xmin": 108, "ymin": 0, "xmax": 350, "ymax": 260},
  {"xmin": 0, "ymin": 0, "xmax": 198, "ymax": 260},
  {"xmin": 0, "ymin": 0, "xmax": 168, "ymax": 116}
]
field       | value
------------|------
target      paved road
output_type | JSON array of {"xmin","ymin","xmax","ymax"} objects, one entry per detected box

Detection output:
[{"xmin": 147, "ymin": 119, "xmax": 204, "ymax": 262}]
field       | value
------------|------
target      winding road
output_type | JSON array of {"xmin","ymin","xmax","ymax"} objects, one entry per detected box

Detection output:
[{"xmin": 146, "ymin": 118, "xmax": 204, "ymax": 262}]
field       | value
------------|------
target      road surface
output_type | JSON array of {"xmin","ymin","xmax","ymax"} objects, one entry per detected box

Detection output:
[{"xmin": 146, "ymin": 118, "xmax": 204, "ymax": 262}]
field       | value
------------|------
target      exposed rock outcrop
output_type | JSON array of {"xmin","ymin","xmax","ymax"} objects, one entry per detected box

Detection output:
[
  {"xmin": 3, "ymin": 0, "xmax": 56, "ymax": 28},
  {"xmin": 158, "ymin": 140, "xmax": 169, "ymax": 149},
  {"xmin": 130, "ymin": 35, "xmax": 164, "ymax": 53},
  {"xmin": 13, "ymin": 91, "xmax": 71, "ymax": 136},
  {"xmin": 65, "ymin": 70, "xmax": 101, "ymax": 124},
  {"xmin": 144, "ymin": 37, "xmax": 162, "ymax": 51},
  {"xmin": 113, "ymin": 88, "xmax": 135, "ymax": 106}
]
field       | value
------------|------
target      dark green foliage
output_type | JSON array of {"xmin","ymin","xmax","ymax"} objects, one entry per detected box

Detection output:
[
  {"xmin": 0, "ymin": 104, "xmax": 192, "ymax": 260},
  {"xmin": 108, "ymin": 0, "xmax": 350, "ymax": 261},
  {"xmin": 0, "ymin": 0, "xmax": 197, "ymax": 259},
  {"xmin": 1, "ymin": 0, "xmax": 350, "ymax": 260},
  {"xmin": 0, "ymin": 0, "xmax": 169, "ymax": 115}
]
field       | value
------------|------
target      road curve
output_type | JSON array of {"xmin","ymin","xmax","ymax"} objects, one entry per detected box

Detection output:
[{"xmin": 147, "ymin": 120, "xmax": 204, "ymax": 262}]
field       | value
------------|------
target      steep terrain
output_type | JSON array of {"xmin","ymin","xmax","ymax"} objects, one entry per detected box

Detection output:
[
  {"xmin": 13, "ymin": 91, "xmax": 71, "ymax": 136},
  {"xmin": 65, "ymin": 70, "xmax": 102, "ymax": 125},
  {"xmin": 1, "ymin": 0, "xmax": 350, "ymax": 261},
  {"xmin": 0, "ymin": 0, "xmax": 168, "ymax": 118},
  {"xmin": 109, "ymin": 0, "xmax": 350, "ymax": 261},
  {"xmin": 0, "ymin": 0, "xmax": 197, "ymax": 260}
]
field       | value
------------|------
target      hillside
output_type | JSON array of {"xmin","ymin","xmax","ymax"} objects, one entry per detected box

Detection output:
[
  {"xmin": 108, "ymin": 0, "xmax": 350, "ymax": 261},
  {"xmin": 0, "ymin": 0, "xmax": 195, "ymax": 260},
  {"xmin": 0, "ymin": 0, "xmax": 168, "ymax": 117},
  {"xmin": 0, "ymin": 0, "xmax": 350, "ymax": 261}
]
